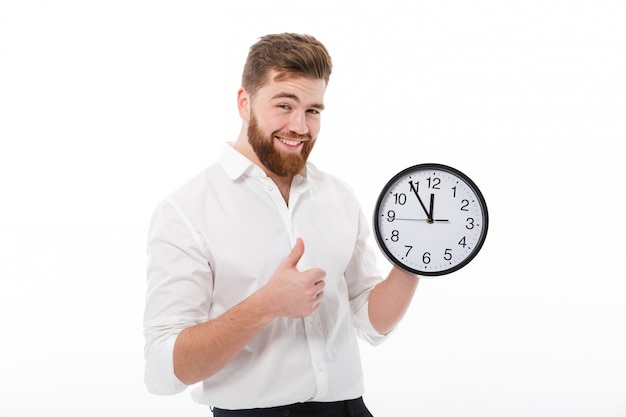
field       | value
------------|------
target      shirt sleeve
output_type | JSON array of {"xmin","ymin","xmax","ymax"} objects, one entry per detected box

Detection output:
[
  {"xmin": 143, "ymin": 198, "xmax": 213, "ymax": 395},
  {"xmin": 345, "ymin": 208, "xmax": 391, "ymax": 346}
]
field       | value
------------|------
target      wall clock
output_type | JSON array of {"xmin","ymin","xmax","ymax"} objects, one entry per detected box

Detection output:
[{"xmin": 373, "ymin": 163, "xmax": 488, "ymax": 276}]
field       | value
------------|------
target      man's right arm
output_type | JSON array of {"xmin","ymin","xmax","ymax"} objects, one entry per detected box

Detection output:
[{"xmin": 172, "ymin": 237, "xmax": 326, "ymax": 385}]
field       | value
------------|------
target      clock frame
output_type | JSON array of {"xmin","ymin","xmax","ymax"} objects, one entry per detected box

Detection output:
[{"xmin": 373, "ymin": 163, "xmax": 489, "ymax": 276}]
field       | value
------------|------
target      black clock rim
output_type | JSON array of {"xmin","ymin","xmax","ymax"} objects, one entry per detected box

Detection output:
[{"xmin": 373, "ymin": 163, "xmax": 489, "ymax": 277}]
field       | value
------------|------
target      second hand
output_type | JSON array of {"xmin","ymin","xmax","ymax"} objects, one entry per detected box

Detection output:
[{"xmin": 394, "ymin": 218, "xmax": 450, "ymax": 223}]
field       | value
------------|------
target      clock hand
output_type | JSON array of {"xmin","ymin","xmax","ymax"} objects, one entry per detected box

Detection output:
[
  {"xmin": 425, "ymin": 194, "xmax": 449, "ymax": 222},
  {"xmin": 428, "ymin": 193, "xmax": 434, "ymax": 223},
  {"xmin": 395, "ymin": 217, "xmax": 450, "ymax": 222},
  {"xmin": 410, "ymin": 182, "xmax": 432, "ymax": 220}
]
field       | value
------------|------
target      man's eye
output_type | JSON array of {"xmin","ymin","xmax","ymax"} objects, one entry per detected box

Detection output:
[
  {"xmin": 307, "ymin": 109, "xmax": 320, "ymax": 115},
  {"xmin": 278, "ymin": 104, "xmax": 291, "ymax": 110}
]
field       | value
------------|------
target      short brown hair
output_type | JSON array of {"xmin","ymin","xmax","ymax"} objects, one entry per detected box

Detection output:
[{"xmin": 242, "ymin": 33, "xmax": 333, "ymax": 97}]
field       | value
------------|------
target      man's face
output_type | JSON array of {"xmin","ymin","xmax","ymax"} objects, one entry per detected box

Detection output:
[{"xmin": 246, "ymin": 71, "xmax": 326, "ymax": 177}]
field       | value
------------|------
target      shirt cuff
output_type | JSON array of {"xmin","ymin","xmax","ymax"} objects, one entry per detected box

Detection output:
[
  {"xmin": 352, "ymin": 297, "xmax": 393, "ymax": 346},
  {"xmin": 144, "ymin": 334, "xmax": 188, "ymax": 395}
]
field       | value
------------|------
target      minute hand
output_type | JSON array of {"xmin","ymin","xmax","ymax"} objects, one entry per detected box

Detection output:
[{"xmin": 410, "ymin": 182, "xmax": 433, "ymax": 221}]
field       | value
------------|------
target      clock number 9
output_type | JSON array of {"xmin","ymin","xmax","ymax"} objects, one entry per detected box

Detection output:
[{"xmin": 386, "ymin": 210, "xmax": 395, "ymax": 222}]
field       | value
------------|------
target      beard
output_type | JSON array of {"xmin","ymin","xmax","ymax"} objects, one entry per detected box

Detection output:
[{"xmin": 247, "ymin": 113, "xmax": 315, "ymax": 177}]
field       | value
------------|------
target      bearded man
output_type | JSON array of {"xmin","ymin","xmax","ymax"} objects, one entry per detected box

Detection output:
[{"xmin": 143, "ymin": 33, "xmax": 419, "ymax": 417}]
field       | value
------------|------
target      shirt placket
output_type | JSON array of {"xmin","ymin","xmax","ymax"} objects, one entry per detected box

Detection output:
[{"xmin": 261, "ymin": 175, "xmax": 329, "ymax": 399}]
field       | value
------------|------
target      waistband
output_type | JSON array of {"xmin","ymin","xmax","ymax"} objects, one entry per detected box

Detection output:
[{"xmin": 212, "ymin": 397, "xmax": 367, "ymax": 417}]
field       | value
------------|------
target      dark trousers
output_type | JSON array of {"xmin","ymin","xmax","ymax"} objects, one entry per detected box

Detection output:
[{"xmin": 212, "ymin": 397, "xmax": 374, "ymax": 417}]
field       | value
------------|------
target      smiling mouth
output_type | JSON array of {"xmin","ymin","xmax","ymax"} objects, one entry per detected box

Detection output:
[{"xmin": 276, "ymin": 136, "xmax": 305, "ymax": 147}]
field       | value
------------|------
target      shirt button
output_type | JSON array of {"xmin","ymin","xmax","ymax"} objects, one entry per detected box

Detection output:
[
  {"xmin": 282, "ymin": 410, "xmax": 290, "ymax": 416},
  {"xmin": 267, "ymin": 186, "xmax": 274, "ymax": 192}
]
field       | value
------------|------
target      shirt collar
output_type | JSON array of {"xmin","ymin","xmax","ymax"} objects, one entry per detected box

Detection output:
[
  {"xmin": 218, "ymin": 142, "xmax": 260, "ymax": 180},
  {"xmin": 218, "ymin": 142, "xmax": 309, "ymax": 181}
]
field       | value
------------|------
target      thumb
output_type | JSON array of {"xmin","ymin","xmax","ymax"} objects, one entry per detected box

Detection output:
[{"xmin": 284, "ymin": 237, "xmax": 305, "ymax": 269}]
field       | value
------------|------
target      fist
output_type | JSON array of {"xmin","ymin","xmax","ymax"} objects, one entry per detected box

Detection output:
[{"xmin": 261, "ymin": 238, "xmax": 326, "ymax": 318}]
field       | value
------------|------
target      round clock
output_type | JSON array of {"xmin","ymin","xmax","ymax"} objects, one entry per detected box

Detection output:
[{"xmin": 373, "ymin": 163, "xmax": 489, "ymax": 276}]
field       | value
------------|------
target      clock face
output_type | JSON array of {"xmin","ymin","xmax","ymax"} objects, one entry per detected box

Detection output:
[{"xmin": 374, "ymin": 163, "xmax": 488, "ymax": 276}]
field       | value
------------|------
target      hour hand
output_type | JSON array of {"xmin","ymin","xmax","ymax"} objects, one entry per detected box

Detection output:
[{"xmin": 428, "ymin": 193, "xmax": 434, "ymax": 222}]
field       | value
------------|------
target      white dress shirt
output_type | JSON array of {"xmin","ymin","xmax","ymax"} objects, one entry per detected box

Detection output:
[{"xmin": 143, "ymin": 143, "xmax": 388, "ymax": 409}]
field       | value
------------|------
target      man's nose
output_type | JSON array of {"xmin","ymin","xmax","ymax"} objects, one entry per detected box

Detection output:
[{"xmin": 287, "ymin": 111, "xmax": 309, "ymax": 135}]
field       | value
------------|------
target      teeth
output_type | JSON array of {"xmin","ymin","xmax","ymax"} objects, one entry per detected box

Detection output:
[{"xmin": 278, "ymin": 137, "xmax": 301, "ymax": 146}]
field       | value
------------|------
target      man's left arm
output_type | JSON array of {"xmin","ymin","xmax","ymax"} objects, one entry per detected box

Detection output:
[{"xmin": 367, "ymin": 267, "xmax": 420, "ymax": 335}]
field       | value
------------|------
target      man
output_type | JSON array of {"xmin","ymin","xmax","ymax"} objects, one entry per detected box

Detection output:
[{"xmin": 143, "ymin": 33, "xmax": 419, "ymax": 417}]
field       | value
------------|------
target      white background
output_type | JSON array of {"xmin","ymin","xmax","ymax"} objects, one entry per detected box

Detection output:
[{"xmin": 1, "ymin": 1, "xmax": 625, "ymax": 416}]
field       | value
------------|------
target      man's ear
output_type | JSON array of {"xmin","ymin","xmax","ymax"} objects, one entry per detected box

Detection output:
[{"xmin": 237, "ymin": 88, "xmax": 250, "ymax": 121}]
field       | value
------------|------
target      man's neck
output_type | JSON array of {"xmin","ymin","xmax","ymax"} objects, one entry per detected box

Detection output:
[{"xmin": 273, "ymin": 176, "xmax": 292, "ymax": 206}]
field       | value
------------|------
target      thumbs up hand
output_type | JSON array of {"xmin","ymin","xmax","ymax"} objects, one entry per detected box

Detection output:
[{"xmin": 260, "ymin": 238, "xmax": 326, "ymax": 319}]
